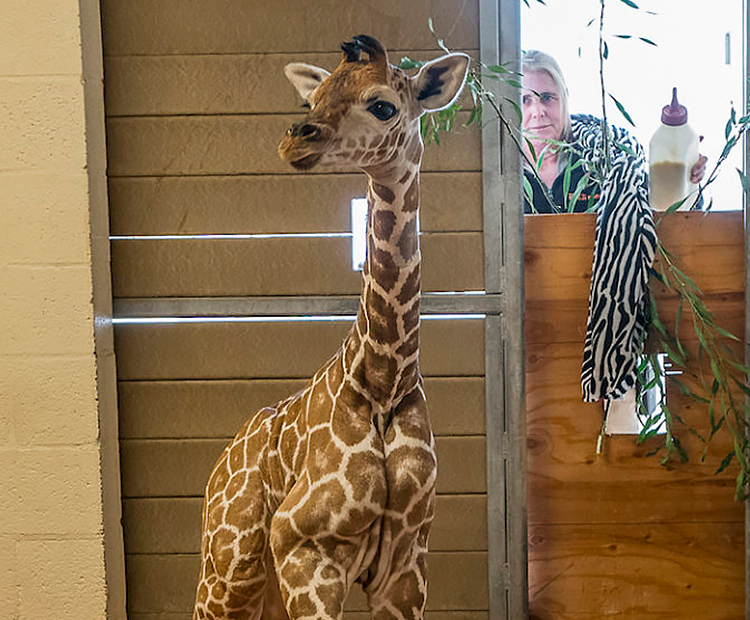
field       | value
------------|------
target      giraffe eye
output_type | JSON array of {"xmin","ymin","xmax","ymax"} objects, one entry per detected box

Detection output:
[{"xmin": 367, "ymin": 100, "xmax": 397, "ymax": 121}]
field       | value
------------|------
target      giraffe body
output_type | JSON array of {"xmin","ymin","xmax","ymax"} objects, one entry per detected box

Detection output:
[{"xmin": 193, "ymin": 35, "xmax": 469, "ymax": 620}]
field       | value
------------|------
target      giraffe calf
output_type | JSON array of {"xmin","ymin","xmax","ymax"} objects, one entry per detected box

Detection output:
[{"xmin": 193, "ymin": 35, "xmax": 469, "ymax": 620}]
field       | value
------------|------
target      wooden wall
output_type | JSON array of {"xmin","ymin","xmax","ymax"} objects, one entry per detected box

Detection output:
[
  {"xmin": 525, "ymin": 212, "xmax": 745, "ymax": 619},
  {"xmin": 101, "ymin": 2, "xmax": 490, "ymax": 619}
]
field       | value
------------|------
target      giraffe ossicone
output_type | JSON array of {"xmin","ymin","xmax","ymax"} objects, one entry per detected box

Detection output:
[{"xmin": 194, "ymin": 34, "xmax": 469, "ymax": 620}]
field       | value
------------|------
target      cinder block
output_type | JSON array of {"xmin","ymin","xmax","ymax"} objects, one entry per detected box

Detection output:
[
  {"xmin": 0, "ymin": 77, "xmax": 86, "ymax": 171},
  {"xmin": 0, "ymin": 172, "xmax": 91, "ymax": 265},
  {"xmin": 0, "ymin": 536, "xmax": 19, "ymax": 618},
  {"xmin": 0, "ymin": 355, "xmax": 98, "ymax": 447},
  {"xmin": 0, "ymin": 446, "xmax": 103, "ymax": 536},
  {"xmin": 0, "ymin": 0, "xmax": 82, "ymax": 75},
  {"xmin": 17, "ymin": 538, "xmax": 106, "ymax": 619},
  {"xmin": 0, "ymin": 265, "xmax": 95, "ymax": 356}
]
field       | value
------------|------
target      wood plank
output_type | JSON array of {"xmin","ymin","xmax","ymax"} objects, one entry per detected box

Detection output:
[
  {"xmin": 111, "ymin": 233, "xmax": 484, "ymax": 298},
  {"xmin": 122, "ymin": 494, "xmax": 487, "ymax": 555},
  {"xmin": 108, "ymin": 172, "xmax": 483, "ymax": 235},
  {"xmin": 126, "ymin": 552, "xmax": 487, "ymax": 617},
  {"xmin": 525, "ymin": 241, "xmax": 743, "ymax": 302},
  {"xmin": 526, "ymin": 295, "xmax": 744, "ymax": 345},
  {"xmin": 524, "ymin": 211, "xmax": 743, "ymax": 250},
  {"xmin": 125, "ymin": 551, "xmax": 487, "ymax": 614},
  {"xmin": 129, "ymin": 613, "xmax": 488, "ymax": 620},
  {"xmin": 120, "ymin": 436, "xmax": 486, "ymax": 498},
  {"xmin": 528, "ymin": 522, "xmax": 744, "ymax": 620},
  {"xmin": 104, "ymin": 51, "xmax": 480, "ymax": 117},
  {"xmin": 526, "ymin": 342, "xmax": 744, "ymax": 525},
  {"xmin": 101, "ymin": 0, "xmax": 480, "ymax": 56},
  {"xmin": 118, "ymin": 377, "xmax": 486, "ymax": 439},
  {"xmin": 114, "ymin": 319, "xmax": 485, "ymax": 381},
  {"xmin": 105, "ymin": 113, "xmax": 480, "ymax": 177}
]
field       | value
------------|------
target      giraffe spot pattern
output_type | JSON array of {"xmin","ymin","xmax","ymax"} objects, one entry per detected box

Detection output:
[
  {"xmin": 372, "ymin": 182, "xmax": 396, "ymax": 204},
  {"xmin": 372, "ymin": 209, "xmax": 397, "ymax": 241}
]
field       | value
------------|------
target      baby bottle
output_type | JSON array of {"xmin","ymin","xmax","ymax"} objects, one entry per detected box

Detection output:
[{"xmin": 648, "ymin": 88, "xmax": 700, "ymax": 211}]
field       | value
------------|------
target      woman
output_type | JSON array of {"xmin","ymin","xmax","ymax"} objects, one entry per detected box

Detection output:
[{"xmin": 521, "ymin": 50, "xmax": 706, "ymax": 213}]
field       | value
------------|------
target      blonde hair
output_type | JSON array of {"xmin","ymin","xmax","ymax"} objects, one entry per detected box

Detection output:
[{"xmin": 521, "ymin": 50, "xmax": 572, "ymax": 140}]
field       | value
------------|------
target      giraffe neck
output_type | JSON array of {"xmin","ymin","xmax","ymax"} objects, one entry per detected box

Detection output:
[{"xmin": 342, "ymin": 132, "xmax": 424, "ymax": 430}]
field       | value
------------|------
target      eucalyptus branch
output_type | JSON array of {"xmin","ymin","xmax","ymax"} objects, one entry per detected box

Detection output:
[
  {"xmin": 645, "ymin": 239, "xmax": 750, "ymax": 500},
  {"xmin": 598, "ymin": 0, "xmax": 612, "ymax": 167}
]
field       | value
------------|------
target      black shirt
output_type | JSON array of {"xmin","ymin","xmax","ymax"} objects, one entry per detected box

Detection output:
[{"xmin": 523, "ymin": 151, "xmax": 601, "ymax": 213}]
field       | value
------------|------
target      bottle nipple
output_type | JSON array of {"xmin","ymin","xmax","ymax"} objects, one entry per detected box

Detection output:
[{"xmin": 661, "ymin": 87, "xmax": 688, "ymax": 126}]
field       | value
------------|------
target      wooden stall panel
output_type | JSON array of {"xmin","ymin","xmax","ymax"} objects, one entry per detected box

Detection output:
[
  {"xmin": 118, "ymin": 377, "xmax": 485, "ymax": 439},
  {"xmin": 123, "ymin": 494, "xmax": 487, "ymax": 555},
  {"xmin": 111, "ymin": 233, "xmax": 484, "ymax": 298},
  {"xmin": 115, "ymin": 319, "xmax": 485, "ymax": 381},
  {"xmin": 526, "ymin": 342, "xmax": 743, "ymax": 525},
  {"xmin": 528, "ymin": 523, "xmax": 744, "ymax": 620},
  {"xmin": 108, "ymin": 172, "xmax": 483, "ymax": 236},
  {"xmin": 101, "ymin": 0, "xmax": 479, "ymax": 56},
  {"xmin": 526, "ymin": 295, "xmax": 745, "ymax": 346},
  {"xmin": 120, "ymin": 436, "xmax": 485, "ymax": 498},
  {"xmin": 525, "ymin": 211, "xmax": 746, "ymax": 620},
  {"xmin": 125, "ymin": 552, "xmax": 487, "ymax": 618},
  {"xmin": 525, "ymin": 213, "xmax": 744, "ymax": 303},
  {"xmin": 105, "ymin": 50, "xmax": 480, "ymax": 118},
  {"xmin": 105, "ymin": 113, "xmax": 480, "ymax": 178}
]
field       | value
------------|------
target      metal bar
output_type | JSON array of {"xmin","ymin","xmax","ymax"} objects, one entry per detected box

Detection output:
[
  {"xmin": 480, "ymin": 0, "xmax": 527, "ymax": 619},
  {"xmin": 479, "ymin": 1, "xmax": 509, "ymax": 618},
  {"xmin": 113, "ymin": 293, "xmax": 504, "ymax": 319},
  {"xmin": 497, "ymin": 1, "xmax": 527, "ymax": 618},
  {"xmin": 744, "ymin": 1, "xmax": 749, "ymax": 616}
]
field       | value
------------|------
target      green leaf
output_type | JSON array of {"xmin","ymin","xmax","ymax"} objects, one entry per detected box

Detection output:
[
  {"xmin": 619, "ymin": 0, "xmax": 639, "ymax": 8},
  {"xmin": 712, "ymin": 323, "xmax": 740, "ymax": 341},
  {"xmin": 609, "ymin": 94, "xmax": 636, "ymax": 127},
  {"xmin": 725, "ymin": 116, "xmax": 734, "ymax": 140},
  {"xmin": 730, "ymin": 376, "xmax": 750, "ymax": 399},
  {"xmin": 569, "ymin": 173, "xmax": 591, "ymax": 211},
  {"xmin": 524, "ymin": 137, "xmax": 538, "ymax": 163},
  {"xmin": 399, "ymin": 57, "xmax": 424, "ymax": 70},
  {"xmin": 639, "ymin": 37, "xmax": 657, "ymax": 46},
  {"xmin": 737, "ymin": 168, "xmax": 750, "ymax": 196},
  {"xmin": 716, "ymin": 450, "xmax": 736, "ymax": 474},
  {"xmin": 613, "ymin": 34, "xmax": 632, "ymax": 39},
  {"xmin": 486, "ymin": 64, "xmax": 509, "ymax": 74},
  {"xmin": 603, "ymin": 41, "xmax": 609, "ymax": 59},
  {"xmin": 503, "ymin": 97, "xmax": 523, "ymax": 124},
  {"xmin": 522, "ymin": 175, "xmax": 534, "ymax": 207}
]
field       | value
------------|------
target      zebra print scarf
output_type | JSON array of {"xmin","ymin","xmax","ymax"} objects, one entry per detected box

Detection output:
[{"xmin": 572, "ymin": 115, "xmax": 658, "ymax": 402}]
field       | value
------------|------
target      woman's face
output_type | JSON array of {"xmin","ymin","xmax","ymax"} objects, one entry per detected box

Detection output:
[{"xmin": 522, "ymin": 70, "xmax": 565, "ymax": 145}]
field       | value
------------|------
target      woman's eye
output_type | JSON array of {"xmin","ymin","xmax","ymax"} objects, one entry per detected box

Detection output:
[
  {"xmin": 367, "ymin": 101, "xmax": 397, "ymax": 121},
  {"xmin": 540, "ymin": 93, "xmax": 556, "ymax": 104}
]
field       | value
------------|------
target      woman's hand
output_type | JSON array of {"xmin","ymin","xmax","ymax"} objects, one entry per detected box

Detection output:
[{"xmin": 690, "ymin": 154, "xmax": 708, "ymax": 184}]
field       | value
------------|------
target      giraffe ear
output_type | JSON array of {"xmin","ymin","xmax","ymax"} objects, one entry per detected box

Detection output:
[
  {"xmin": 413, "ymin": 53, "xmax": 470, "ymax": 113},
  {"xmin": 284, "ymin": 63, "xmax": 331, "ymax": 103}
]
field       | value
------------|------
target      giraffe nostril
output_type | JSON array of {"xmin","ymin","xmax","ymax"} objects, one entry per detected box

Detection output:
[
  {"xmin": 298, "ymin": 124, "xmax": 320, "ymax": 139},
  {"xmin": 290, "ymin": 122, "xmax": 321, "ymax": 140}
]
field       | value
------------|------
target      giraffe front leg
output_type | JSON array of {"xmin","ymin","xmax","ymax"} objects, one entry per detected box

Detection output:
[
  {"xmin": 368, "ymin": 548, "xmax": 429, "ymax": 620},
  {"xmin": 193, "ymin": 453, "xmax": 272, "ymax": 620},
  {"xmin": 269, "ymin": 472, "xmax": 384, "ymax": 620},
  {"xmin": 366, "ymin": 386, "xmax": 435, "ymax": 620}
]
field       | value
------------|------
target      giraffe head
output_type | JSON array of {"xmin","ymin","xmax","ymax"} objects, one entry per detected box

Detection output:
[{"xmin": 278, "ymin": 35, "xmax": 469, "ymax": 171}]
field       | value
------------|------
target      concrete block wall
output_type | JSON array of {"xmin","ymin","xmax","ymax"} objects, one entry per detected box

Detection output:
[{"xmin": 0, "ymin": 1, "xmax": 124, "ymax": 618}]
